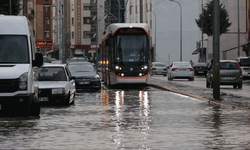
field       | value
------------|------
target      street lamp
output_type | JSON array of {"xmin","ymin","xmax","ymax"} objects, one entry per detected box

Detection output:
[
  {"xmin": 146, "ymin": 9, "xmax": 157, "ymax": 62},
  {"xmin": 169, "ymin": 0, "xmax": 182, "ymax": 62}
]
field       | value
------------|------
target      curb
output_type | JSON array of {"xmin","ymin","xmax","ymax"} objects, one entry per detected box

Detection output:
[{"xmin": 150, "ymin": 83, "xmax": 248, "ymax": 111}]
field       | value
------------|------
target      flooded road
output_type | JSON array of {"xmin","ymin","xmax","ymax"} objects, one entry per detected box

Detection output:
[{"xmin": 1, "ymin": 86, "xmax": 250, "ymax": 149}]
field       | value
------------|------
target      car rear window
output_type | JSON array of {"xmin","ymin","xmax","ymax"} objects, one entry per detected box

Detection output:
[
  {"xmin": 220, "ymin": 62, "xmax": 238, "ymax": 70},
  {"xmin": 174, "ymin": 62, "xmax": 190, "ymax": 67},
  {"xmin": 154, "ymin": 64, "xmax": 166, "ymax": 67}
]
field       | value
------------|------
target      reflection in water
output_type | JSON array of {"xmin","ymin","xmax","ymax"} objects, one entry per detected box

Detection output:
[{"xmin": 112, "ymin": 90, "xmax": 151, "ymax": 149}]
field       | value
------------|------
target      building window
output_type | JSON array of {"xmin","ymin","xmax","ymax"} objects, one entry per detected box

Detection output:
[
  {"xmin": 83, "ymin": 31, "xmax": 91, "ymax": 38},
  {"xmin": 44, "ymin": 5, "xmax": 50, "ymax": 12},
  {"xmin": 72, "ymin": 18, "xmax": 74, "ymax": 25},
  {"xmin": 136, "ymin": 5, "xmax": 137, "ymax": 13},
  {"xmin": 130, "ymin": 6, "xmax": 132, "ymax": 14},
  {"xmin": 45, "ymin": 31, "xmax": 50, "ymax": 38},
  {"xmin": 146, "ymin": 3, "xmax": 148, "ymax": 9},
  {"xmin": 72, "ymin": 32, "xmax": 74, "ymax": 39},
  {"xmin": 150, "ymin": 20, "xmax": 152, "ymax": 28},
  {"xmin": 72, "ymin": 4, "xmax": 74, "ymax": 11},
  {"xmin": 45, "ymin": 17, "xmax": 50, "ymax": 25},
  {"xmin": 83, "ymin": 17, "xmax": 90, "ymax": 24},
  {"xmin": 83, "ymin": 6, "xmax": 90, "ymax": 10}
]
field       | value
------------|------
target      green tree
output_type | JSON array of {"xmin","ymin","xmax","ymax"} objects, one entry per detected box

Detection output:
[
  {"xmin": 195, "ymin": 0, "xmax": 231, "ymax": 36},
  {"xmin": 0, "ymin": 0, "xmax": 21, "ymax": 15}
]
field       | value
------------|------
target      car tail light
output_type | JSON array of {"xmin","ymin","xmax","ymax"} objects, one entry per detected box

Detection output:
[
  {"xmin": 152, "ymin": 68, "xmax": 156, "ymax": 70},
  {"xmin": 163, "ymin": 68, "xmax": 167, "ymax": 71},
  {"xmin": 237, "ymin": 62, "xmax": 242, "ymax": 73},
  {"xmin": 172, "ymin": 67, "xmax": 177, "ymax": 71},
  {"xmin": 188, "ymin": 67, "xmax": 194, "ymax": 71}
]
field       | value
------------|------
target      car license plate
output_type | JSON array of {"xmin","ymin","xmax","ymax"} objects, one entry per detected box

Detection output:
[
  {"xmin": 79, "ymin": 82, "xmax": 90, "ymax": 85},
  {"xmin": 222, "ymin": 77, "xmax": 235, "ymax": 80},
  {"xmin": 179, "ymin": 69, "xmax": 186, "ymax": 71},
  {"xmin": 198, "ymin": 71, "xmax": 204, "ymax": 73},
  {"xmin": 39, "ymin": 97, "xmax": 49, "ymax": 102}
]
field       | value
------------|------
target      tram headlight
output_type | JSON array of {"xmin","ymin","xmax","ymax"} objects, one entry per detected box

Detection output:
[
  {"xmin": 141, "ymin": 65, "xmax": 148, "ymax": 70},
  {"xmin": 115, "ymin": 65, "xmax": 122, "ymax": 70}
]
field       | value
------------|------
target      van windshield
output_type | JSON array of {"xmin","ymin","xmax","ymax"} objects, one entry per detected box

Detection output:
[{"xmin": 0, "ymin": 35, "xmax": 29, "ymax": 63}]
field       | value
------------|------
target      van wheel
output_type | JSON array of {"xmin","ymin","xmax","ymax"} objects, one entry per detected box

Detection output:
[
  {"xmin": 206, "ymin": 81, "xmax": 210, "ymax": 88},
  {"xmin": 238, "ymin": 83, "xmax": 242, "ymax": 89},
  {"xmin": 29, "ymin": 97, "xmax": 41, "ymax": 116}
]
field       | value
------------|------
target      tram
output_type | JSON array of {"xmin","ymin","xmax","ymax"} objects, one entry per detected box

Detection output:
[{"xmin": 100, "ymin": 23, "xmax": 152, "ymax": 86}]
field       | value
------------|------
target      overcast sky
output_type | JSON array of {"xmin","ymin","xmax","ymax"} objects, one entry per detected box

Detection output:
[{"xmin": 153, "ymin": 0, "xmax": 200, "ymax": 65}]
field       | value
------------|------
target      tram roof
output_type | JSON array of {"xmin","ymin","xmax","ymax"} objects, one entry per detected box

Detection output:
[{"xmin": 103, "ymin": 23, "xmax": 150, "ymax": 38}]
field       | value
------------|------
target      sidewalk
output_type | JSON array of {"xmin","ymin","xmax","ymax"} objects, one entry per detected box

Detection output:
[{"xmin": 150, "ymin": 76, "xmax": 250, "ymax": 110}]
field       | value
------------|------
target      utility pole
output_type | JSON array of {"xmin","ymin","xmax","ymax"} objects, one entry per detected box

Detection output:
[
  {"xmin": 238, "ymin": 0, "xmax": 240, "ymax": 57},
  {"xmin": 140, "ymin": 0, "xmax": 143, "ymax": 23},
  {"xmin": 9, "ymin": 0, "xmax": 12, "ymax": 15},
  {"xmin": 26, "ymin": 0, "xmax": 28, "ymax": 17},
  {"xmin": 213, "ymin": 0, "xmax": 220, "ymax": 100},
  {"xmin": 201, "ymin": 0, "xmax": 204, "ymax": 62}
]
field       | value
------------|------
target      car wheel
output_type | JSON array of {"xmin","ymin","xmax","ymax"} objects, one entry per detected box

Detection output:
[
  {"xmin": 238, "ymin": 83, "xmax": 242, "ymax": 89},
  {"xmin": 233, "ymin": 84, "xmax": 237, "ymax": 89},
  {"xmin": 189, "ymin": 77, "xmax": 194, "ymax": 81},
  {"xmin": 70, "ymin": 93, "xmax": 75, "ymax": 105},
  {"xmin": 211, "ymin": 82, "xmax": 213, "ymax": 88},
  {"xmin": 64, "ymin": 93, "xmax": 70, "ymax": 106},
  {"xmin": 206, "ymin": 80, "xmax": 210, "ymax": 88}
]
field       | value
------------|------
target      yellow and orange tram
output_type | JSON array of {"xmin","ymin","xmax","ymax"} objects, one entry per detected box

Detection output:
[{"xmin": 100, "ymin": 23, "xmax": 152, "ymax": 86}]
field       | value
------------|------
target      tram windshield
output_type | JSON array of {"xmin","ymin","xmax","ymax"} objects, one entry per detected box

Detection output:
[{"xmin": 115, "ymin": 34, "xmax": 147, "ymax": 64}]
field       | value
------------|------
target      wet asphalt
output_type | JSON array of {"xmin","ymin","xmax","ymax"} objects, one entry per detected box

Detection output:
[{"xmin": 1, "ymin": 85, "xmax": 250, "ymax": 149}]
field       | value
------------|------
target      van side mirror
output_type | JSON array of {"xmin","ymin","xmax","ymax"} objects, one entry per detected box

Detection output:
[{"xmin": 33, "ymin": 53, "xmax": 43, "ymax": 67}]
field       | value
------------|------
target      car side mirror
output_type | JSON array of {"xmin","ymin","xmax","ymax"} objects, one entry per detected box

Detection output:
[
  {"xmin": 33, "ymin": 53, "xmax": 43, "ymax": 67},
  {"xmin": 70, "ymin": 76, "xmax": 76, "ymax": 80}
]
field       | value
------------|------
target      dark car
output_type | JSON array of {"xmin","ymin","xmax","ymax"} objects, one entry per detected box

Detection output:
[
  {"xmin": 206, "ymin": 60, "xmax": 243, "ymax": 89},
  {"xmin": 67, "ymin": 62, "xmax": 101, "ymax": 90},
  {"xmin": 65, "ymin": 57, "xmax": 89, "ymax": 65},
  {"xmin": 193, "ymin": 63, "xmax": 208, "ymax": 76}
]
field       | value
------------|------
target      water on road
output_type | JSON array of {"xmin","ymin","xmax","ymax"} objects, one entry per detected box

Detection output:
[{"xmin": 1, "ymin": 87, "xmax": 250, "ymax": 149}]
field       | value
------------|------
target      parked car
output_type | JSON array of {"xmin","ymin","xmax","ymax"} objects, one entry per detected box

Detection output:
[
  {"xmin": 167, "ymin": 62, "xmax": 194, "ymax": 81},
  {"xmin": 66, "ymin": 57, "xmax": 89, "ymax": 65},
  {"xmin": 67, "ymin": 62, "xmax": 101, "ymax": 90},
  {"xmin": 206, "ymin": 60, "xmax": 243, "ymax": 89},
  {"xmin": 236, "ymin": 57, "xmax": 250, "ymax": 79},
  {"xmin": 151, "ymin": 62, "xmax": 168, "ymax": 76},
  {"xmin": 43, "ymin": 56, "xmax": 51, "ymax": 63},
  {"xmin": 193, "ymin": 62, "xmax": 208, "ymax": 76},
  {"xmin": 51, "ymin": 60, "xmax": 63, "ymax": 64},
  {"xmin": 37, "ymin": 64, "xmax": 76, "ymax": 105}
]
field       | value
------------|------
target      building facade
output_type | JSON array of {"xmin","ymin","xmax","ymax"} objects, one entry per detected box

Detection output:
[{"xmin": 194, "ymin": 0, "xmax": 247, "ymax": 63}]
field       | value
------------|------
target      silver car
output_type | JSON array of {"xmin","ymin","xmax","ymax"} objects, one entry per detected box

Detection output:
[
  {"xmin": 167, "ymin": 62, "xmax": 194, "ymax": 81},
  {"xmin": 37, "ymin": 64, "xmax": 76, "ymax": 105},
  {"xmin": 206, "ymin": 60, "xmax": 243, "ymax": 89},
  {"xmin": 151, "ymin": 62, "xmax": 168, "ymax": 76}
]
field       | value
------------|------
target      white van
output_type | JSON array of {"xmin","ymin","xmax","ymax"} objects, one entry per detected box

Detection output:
[{"xmin": 0, "ymin": 15, "xmax": 43, "ymax": 116}]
